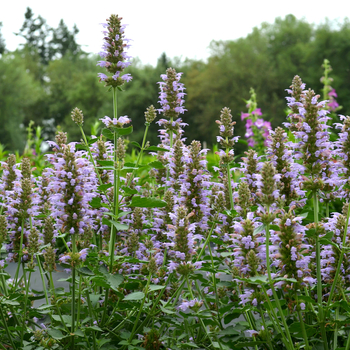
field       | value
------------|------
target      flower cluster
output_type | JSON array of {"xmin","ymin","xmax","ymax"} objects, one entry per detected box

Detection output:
[{"xmin": 97, "ymin": 14, "xmax": 132, "ymax": 87}]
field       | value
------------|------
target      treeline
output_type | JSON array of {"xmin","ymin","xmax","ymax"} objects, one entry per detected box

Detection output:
[{"xmin": 1, "ymin": 10, "xmax": 350, "ymax": 154}]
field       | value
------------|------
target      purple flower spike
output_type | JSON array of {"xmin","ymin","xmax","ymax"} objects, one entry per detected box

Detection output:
[{"xmin": 97, "ymin": 14, "xmax": 132, "ymax": 87}]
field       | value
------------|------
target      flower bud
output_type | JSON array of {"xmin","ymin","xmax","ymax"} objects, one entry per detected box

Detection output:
[{"xmin": 71, "ymin": 107, "xmax": 84, "ymax": 126}]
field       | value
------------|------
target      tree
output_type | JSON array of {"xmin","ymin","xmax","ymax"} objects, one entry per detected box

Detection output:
[
  {"xmin": 0, "ymin": 53, "xmax": 42, "ymax": 151},
  {"xmin": 16, "ymin": 7, "xmax": 82, "ymax": 65},
  {"xmin": 0, "ymin": 22, "xmax": 5, "ymax": 54}
]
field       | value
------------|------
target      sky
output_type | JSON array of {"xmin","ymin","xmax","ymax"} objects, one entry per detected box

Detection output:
[{"xmin": 1, "ymin": 0, "xmax": 349, "ymax": 66}]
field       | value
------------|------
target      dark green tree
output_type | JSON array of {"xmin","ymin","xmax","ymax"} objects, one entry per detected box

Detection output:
[{"xmin": 0, "ymin": 22, "xmax": 5, "ymax": 54}]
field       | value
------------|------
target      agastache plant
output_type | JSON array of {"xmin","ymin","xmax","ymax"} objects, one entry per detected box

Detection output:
[
  {"xmin": 4, "ymin": 14, "xmax": 350, "ymax": 350},
  {"xmin": 241, "ymin": 88, "xmax": 271, "ymax": 150},
  {"xmin": 97, "ymin": 14, "xmax": 132, "ymax": 86}
]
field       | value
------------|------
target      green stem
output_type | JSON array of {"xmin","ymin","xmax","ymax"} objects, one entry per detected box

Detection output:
[
  {"xmin": 208, "ymin": 242, "xmax": 223, "ymax": 329},
  {"xmin": 345, "ymin": 327, "xmax": 350, "ymax": 350},
  {"xmin": 259, "ymin": 310, "xmax": 273, "ymax": 350},
  {"xmin": 327, "ymin": 201, "xmax": 350, "ymax": 306},
  {"xmin": 196, "ymin": 220, "xmax": 216, "ymax": 262},
  {"xmin": 261, "ymin": 285, "xmax": 293, "ymax": 350},
  {"xmin": 0, "ymin": 306, "xmax": 17, "ymax": 350},
  {"xmin": 128, "ymin": 273, "xmax": 152, "ymax": 342},
  {"xmin": 37, "ymin": 255, "xmax": 49, "ymax": 304},
  {"xmin": 134, "ymin": 273, "xmax": 175, "ymax": 335},
  {"xmin": 334, "ymin": 307, "xmax": 339, "ymax": 350},
  {"xmin": 186, "ymin": 275, "xmax": 222, "ymax": 350},
  {"xmin": 313, "ymin": 191, "xmax": 329, "ymax": 350},
  {"xmin": 225, "ymin": 140, "xmax": 234, "ymax": 210},
  {"xmin": 14, "ymin": 220, "xmax": 25, "ymax": 288},
  {"xmin": 71, "ymin": 234, "xmax": 76, "ymax": 348},
  {"xmin": 50, "ymin": 272, "xmax": 69, "ymax": 333},
  {"xmin": 77, "ymin": 273, "xmax": 82, "ymax": 327},
  {"xmin": 21, "ymin": 268, "xmax": 31, "ymax": 346},
  {"xmin": 265, "ymin": 220, "xmax": 295, "ymax": 350}
]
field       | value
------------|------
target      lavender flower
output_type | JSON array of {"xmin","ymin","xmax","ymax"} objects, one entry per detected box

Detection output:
[
  {"xmin": 158, "ymin": 68, "xmax": 186, "ymax": 119},
  {"xmin": 97, "ymin": 14, "xmax": 132, "ymax": 87}
]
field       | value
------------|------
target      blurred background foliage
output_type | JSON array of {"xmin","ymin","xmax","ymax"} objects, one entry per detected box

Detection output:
[{"xmin": 0, "ymin": 9, "xmax": 350, "ymax": 156}]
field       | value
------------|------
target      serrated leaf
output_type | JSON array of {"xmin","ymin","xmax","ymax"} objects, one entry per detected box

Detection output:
[
  {"xmin": 114, "ymin": 125, "xmax": 133, "ymax": 136},
  {"xmin": 109, "ymin": 220, "xmax": 129, "ymax": 231},
  {"xmin": 89, "ymin": 197, "xmax": 102, "ymax": 208},
  {"xmin": 102, "ymin": 128, "xmax": 114, "ymax": 140},
  {"xmin": 74, "ymin": 329, "xmax": 85, "ymax": 337},
  {"xmin": 145, "ymin": 146, "xmax": 169, "ymax": 152},
  {"xmin": 253, "ymin": 224, "xmax": 265, "ymax": 235},
  {"xmin": 160, "ymin": 306, "xmax": 175, "ymax": 314},
  {"xmin": 85, "ymin": 326, "xmax": 103, "ymax": 332},
  {"xmin": 122, "ymin": 187, "xmax": 138, "ymax": 195},
  {"xmin": 118, "ymin": 211, "xmax": 132, "ymax": 218},
  {"xmin": 47, "ymin": 329, "xmax": 66, "ymax": 339},
  {"xmin": 77, "ymin": 267, "xmax": 94, "ymax": 276},
  {"xmin": 97, "ymin": 160, "xmax": 114, "ymax": 166},
  {"xmin": 107, "ymin": 274, "xmax": 124, "ymax": 291},
  {"xmin": 130, "ymin": 141, "xmax": 141, "ymax": 148},
  {"xmin": 75, "ymin": 143, "xmax": 88, "ymax": 151},
  {"xmin": 124, "ymin": 292, "xmax": 145, "ymax": 300},
  {"xmin": 1, "ymin": 299, "xmax": 20, "ymax": 306},
  {"xmin": 246, "ymin": 275, "xmax": 268, "ymax": 285},
  {"xmin": 52, "ymin": 315, "xmax": 72, "ymax": 325},
  {"xmin": 149, "ymin": 285, "xmax": 165, "ymax": 291},
  {"xmin": 130, "ymin": 196, "xmax": 167, "ymax": 208},
  {"xmin": 220, "ymin": 252, "xmax": 233, "ymax": 258},
  {"xmin": 87, "ymin": 137, "xmax": 98, "ymax": 145},
  {"xmin": 98, "ymin": 183, "xmax": 113, "ymax": 191},
  {"xmin": 148, "ymin": 161, "xmax": 165, "ymax": 169}
]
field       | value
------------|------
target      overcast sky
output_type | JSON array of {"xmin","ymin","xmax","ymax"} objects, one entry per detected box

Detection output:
[{"xmin": 1, "ymin": 0, "xmax": 348, "ymax": 66}]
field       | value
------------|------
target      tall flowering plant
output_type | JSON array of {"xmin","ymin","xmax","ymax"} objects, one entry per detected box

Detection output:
[
  {"xmin": 241, "ymin": 88, "xmax": 271, "ymax": 152},
  {"xmin": 2, "ymin": 14, "xmax": 350, "ymax": 350}
]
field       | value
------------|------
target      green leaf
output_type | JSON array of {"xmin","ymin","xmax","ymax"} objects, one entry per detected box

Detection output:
[
  {"xmin": 75, "ymin": 143, "xmax": 88, "ymax": 151},
  {"xmin": 1, "ymin": 299, "xmax": 20, "ymax": 306},
  {"xmin": 52, "ymin": 315, "xmax": 72, "ymax": 326},
  {"xmin": 89, "ymin": 197, "xmax": 102, "ymax": 208},
  {"xmin": 88, "ymin": 137, "xmax": 98, "ymax": 145},
  {"xmin": 253, "ymin": 224, "xmax": 265, "ymax": 235},
  {"xmin": 130, "ymin": 141, "xmax": 141, "ymax": 149},
  {"xmin": 118, "ymin": 211, "xmax": 132, "ymax": 218},
  {"xmin": 74, "ymin": 329, "xmax": 85, "ymax": 337},
  {"xmin": 234, "ymin": 341, "xmax": 265, "ymax": 348},
  {"xmin": 123, "ymin": 292, "xmax": 145, "ymax": 300},
  {"xmin": 246, "ymin": 275, "xmax": 268, "ymax": 285},
  {"xmin": 299, "ymin": 212, "xmax": 308, "ymax": 219},
  {"xmin": 109, "ymin": 219, "xmax": 129, "ymax": 231},
  {"xmin": 122, "ymin": 187, "xmax": 138, "ymax": 195},
  {"xmin": 98, "ymin": 183, "xmax": 113, "ymax": 191},
  {"xmin": 182, "ymin": 343, "xmax": 199, "ymax": 348},
  {"xmin": 220, "ymin": 252, "xmax": 233, "ymax": 258},
  {"xmin": 114, "ymin": 125, "xmax": 133, "ymax": 136},
  {"xmin": 85, "ymin": 326, "xmax": 103, "ymax": 332},
  {"xmin": 148, "ymin": 161, "xmax": 166, "ymax": 169},
  {"xmin": 130, "ymin": 196, "xmax": 167, "ymax": 208},
  {"xmin": 77, "ymin": 267, "xmax": 94, "ymax": 276},
  {"xmin": 107, "ymin": 274, "xmax": 124, "ymax": 291},
  {"xmin": 102, "ymin": 128, "xmax": 114, "ymax": 140},
  {"xmin": 97, "ymin": 160, "xmax": 114, "ymax": 166},
  {"xmin": 47, "ymin": 329, "xmax": 66, "ymax": 339},
  {"xmin": 160, "ymin": 306, "xmax": 175, "ymax": 314},
  {"xmin": 145, "ymin": 146, "xmax": 169, "ymax": 152},
  {"xmin": 149, "ymin": 285, "xmax": 165, "ymax": 291}
]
